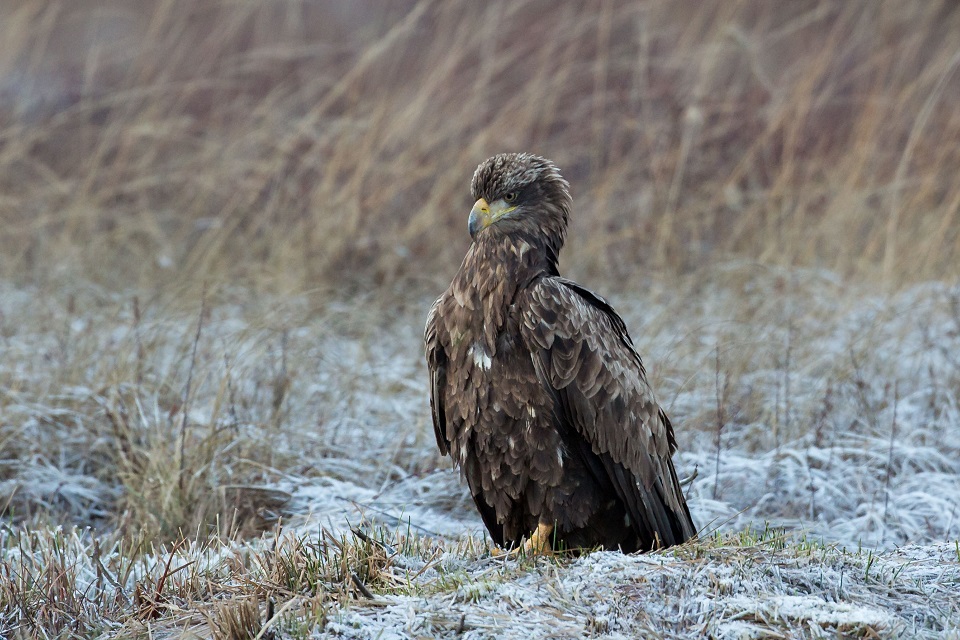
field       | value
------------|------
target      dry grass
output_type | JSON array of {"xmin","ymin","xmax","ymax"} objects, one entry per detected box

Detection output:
[
  {"xmin": 2, "ymin": 1, "xmax": 960, "ymax": 638},
  {"xmin": 0, "ymin": 285, "xmax": 431, "ymax": 543},
  {"xmin": 0, "ymin": 522, "xmax": 461, "ymax": 638},
  {"xmin": 1, "ymin": 269, "xmax": 958, "ymax": 637},
  {"xmin": 2, "ymin": 521, "xmax": 958, "ymax": 638},
  {"xmin": 1, "ymin": 1, "xmax": 959, "ymax": 294}
]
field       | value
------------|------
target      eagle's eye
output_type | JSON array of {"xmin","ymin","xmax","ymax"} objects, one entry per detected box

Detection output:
[{"xmin": 503, "ymin": 192, "xmax": 518, "ymax": 203}]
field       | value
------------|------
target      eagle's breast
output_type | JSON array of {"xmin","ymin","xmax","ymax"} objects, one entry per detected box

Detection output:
[{"xmin": 439, "ymin": 240, "xmax": 565, "ymax": 516}]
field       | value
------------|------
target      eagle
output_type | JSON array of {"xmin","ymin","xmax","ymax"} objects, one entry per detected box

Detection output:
[{"xmin": 424, "ymin": 153, "xmax": 695, "ymax": 554}]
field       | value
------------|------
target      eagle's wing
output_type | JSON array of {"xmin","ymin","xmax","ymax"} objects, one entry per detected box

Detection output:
[
  {"xmin": 425, "ymin": 295, "xmax": 507, "ymax": 545},
  {"xmin": 518, "ymin": 277, "xmax": 696, "ymax": 548},
  {"xmin": 424, "ymin": 297, "xmax": 449, "ymax": 456}
]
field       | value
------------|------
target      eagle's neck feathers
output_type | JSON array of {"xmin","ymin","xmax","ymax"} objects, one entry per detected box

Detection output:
[{"xmin": 447, "ymin": 231, "xmax": 552, "ymax": 356}]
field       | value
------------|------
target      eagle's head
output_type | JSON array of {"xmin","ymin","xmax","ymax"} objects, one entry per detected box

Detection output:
[{"xmin": 468, "ymin": 153, "xmax": 572, "ymax": 250}]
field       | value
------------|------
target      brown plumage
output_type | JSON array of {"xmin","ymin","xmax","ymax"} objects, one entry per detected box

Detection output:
[{"xmin": 424, "ymin": 153, "xmax": 696, "ymax": 553}]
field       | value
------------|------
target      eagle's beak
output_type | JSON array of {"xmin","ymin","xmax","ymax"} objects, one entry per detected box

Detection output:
[
  {"xmin": 468, "ymin": 197, "xmax": 517, "ymax": 239},
  {"xmin": 468, "ymin": 198, "xmax": 490, "ymax": 239}
]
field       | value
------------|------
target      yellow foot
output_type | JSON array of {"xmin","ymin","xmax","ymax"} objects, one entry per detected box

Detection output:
[{"xmin": 491, "ymin": 523, "xmax": 554, "ymax": 558}]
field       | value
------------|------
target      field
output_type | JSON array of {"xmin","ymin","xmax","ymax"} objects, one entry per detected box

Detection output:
[{"xmin": 1, "ymin": 1, "xmax": 959, "ymax": 638}]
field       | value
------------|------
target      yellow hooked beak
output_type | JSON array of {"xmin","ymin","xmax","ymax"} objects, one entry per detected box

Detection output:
[{"xmin": 468, "ymin": 197, "xmax": 517, "ymax": 239}]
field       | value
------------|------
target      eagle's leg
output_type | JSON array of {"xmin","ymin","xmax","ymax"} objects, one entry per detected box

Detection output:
[
  {"xmin": 524, "ymin": 522, "xmax": 554, "ymax": 556},
  {"xmin": 492, "ymin": 522, "xmax": 554, "ymax": 557}
]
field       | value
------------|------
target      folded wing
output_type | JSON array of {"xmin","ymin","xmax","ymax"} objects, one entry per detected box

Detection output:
[{"xmin": 518, "ymin": 277, "xmax": 696, "ymax": 548}]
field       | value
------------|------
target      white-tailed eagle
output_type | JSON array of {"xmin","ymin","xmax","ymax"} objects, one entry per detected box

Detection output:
[{"xmin": 425, "ymin": 153, "xmax": 695, "ymax": 554}]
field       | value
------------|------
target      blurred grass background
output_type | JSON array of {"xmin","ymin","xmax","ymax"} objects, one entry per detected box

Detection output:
[
  {"xmin": 3, "ymin": 8, "xmax": 960, "ymax": 633},
  {"xmin": 2, "ymin": 0, "xmax": 959, "ymax": 297}
]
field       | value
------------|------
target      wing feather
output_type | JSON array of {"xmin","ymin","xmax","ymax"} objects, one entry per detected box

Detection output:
[
  {"xmin": 424, "ymin": 297, "xmax": 449, "ymax": 456},
  {"xmin": 519, "ymin": 277, "xmax": 696, "ymax": 548}
]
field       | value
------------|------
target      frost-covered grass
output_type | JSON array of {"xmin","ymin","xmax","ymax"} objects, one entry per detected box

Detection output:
[
  {"xmin": 4, "ymin": 3, "xmax": 960, "ymax": 636},
  {"xmin": 2, "ymin": 267, "xmax": 959, "ymax": 638},
  {"xmin": 3, "ymin": 521, "xmax": 959, "ymax": 638}
]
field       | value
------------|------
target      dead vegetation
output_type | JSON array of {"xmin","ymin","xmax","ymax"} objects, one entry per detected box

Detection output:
[
  {"xmin": 2, "ymin": 269, "xmax": 958, "ymax": 637},
  {"xmin": 2, "ymin": 521, "xmax": 958, "ymax": 639},
  {"xmin": 1, "ymin": 1, "xmax": 960, "ymax": 292},
  {"xmin": 2, "ymin": 1, "xmax": 960, "ymax": 638}
]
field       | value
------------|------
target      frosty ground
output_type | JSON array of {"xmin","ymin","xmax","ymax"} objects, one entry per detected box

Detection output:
[{"xmin": 2, "ymin": 266, "xmax": 959, "ymax": 638}]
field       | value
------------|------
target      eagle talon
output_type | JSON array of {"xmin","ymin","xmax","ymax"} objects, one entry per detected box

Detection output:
[
  {"xmin": 490, "ymin": 523, "xmax": 554, "ymax": 558},
  {"xmin": 525, "ymin": 522, "xmax": 554, "ymax": 556}
]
